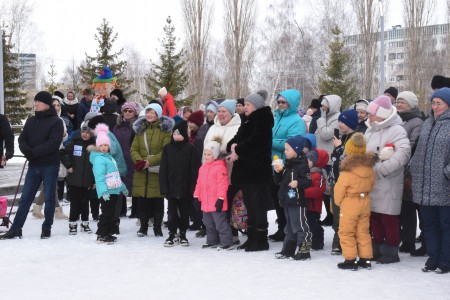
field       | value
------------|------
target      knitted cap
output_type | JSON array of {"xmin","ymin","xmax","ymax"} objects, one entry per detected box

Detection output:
[
  {"xmin": 187, "ymin": 110, "xmax": 205, "ymax": 127},
  {"xmin": 396, "ymin": 91, "xmax": 418, "ymax": 109},
  {"xmin": 367, "ymin": 95, "xmax": 393, "ymax": 119},
  {"xmin": 172, "ymin": 120, "xmax": 189, "ymax": 141},
  {"xmin": 95, "ymin": 123, "xmax": 111, "ymax": 148},
  {"xmin": 355, "ymin": 99, "xmax": 369, "ymax": 111},
  {"xmin": 286, "ymin": 135, "xmax": 305, "ymax": 157},
  {"xmin": 158, "ymin": 87, "xmax": 168, "ymax": 97},
  {"xmin": 204, "ymin": 136, "xmax": 222, "ymax": 159},
  {"xmin": 309, "ymin": 98, "xmax": 322, "ymax": 109},
  {"xmin": 121, "ymin": 101, "xmax": 140, "ymax": 115},
  {"xmin": 52, "ymin": 95, "xmax": 63, "ymax": 104},
  {"xmin": 338, "ymin": 110, "xmax": 359, "ymax": 130},
  {"xmin": 144, "ymin": 103, "xmax": 163, "ymax": 118},
  {"xmin": 345, "ymin": 132, "xmax": 366, "ymax": 155},
  {"xmin": 219, "ymin": 99, "xmax": 237, "ymax": 115},
  {"xmin": 384, "ymin": 86, "xmax": 398, "ymax": 99},
  {"xmin": 430, "ymin": 87, "xmax": 450, "ymax": 107},
  {"xmin": 206, "ymin": 101, "xmax": 219, "ymax": 114},
  {"xmin": 84, "ymin": 112, "xmax": 99, "ymax": 122},
  {"xmin": 245, "ymin": 89, "xmax": 268, "ymax": 110},
  {"xmin": 34, "ymin": 91, "xmax": 53, "ymax": 107}
]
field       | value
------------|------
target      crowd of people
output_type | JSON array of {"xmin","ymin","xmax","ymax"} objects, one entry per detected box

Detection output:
[{"xmin": 0, "ymin": 75, "xmax": 449, "ymax": 274}]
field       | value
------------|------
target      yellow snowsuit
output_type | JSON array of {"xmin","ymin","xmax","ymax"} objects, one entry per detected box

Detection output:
[{"xmin": 334, "ymin": 153, "xmax": 376, "ymax": 260}]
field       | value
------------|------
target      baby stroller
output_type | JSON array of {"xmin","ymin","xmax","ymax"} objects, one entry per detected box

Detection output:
[{"xmin": 0, "ymin": 158, "xmax": 27, "ymax": 230}]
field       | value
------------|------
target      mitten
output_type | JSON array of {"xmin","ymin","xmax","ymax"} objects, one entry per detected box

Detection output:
[
  {"xmin": 215, "ymin": 199, "xmax": 224, "ymax": 212},
  {"xmin": 102, "ymin": 192, "xmax": 110, "ymax": 201}
]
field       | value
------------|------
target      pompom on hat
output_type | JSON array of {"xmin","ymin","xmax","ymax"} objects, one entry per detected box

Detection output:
[
  {"xmin": 95, "ymin": 123, "xmax": 111, "ymax": 148},
  {"xmin": 367, "ymin": 95, "xmax": 393, "ymax": 119},
  {"xmin": 204, "ymin": 136, "xmax": 222, "ymax": 160},
  {"xmin": 245, "ymin": 89, "xmax": 268, "ymax": 110},
  {"xmin": 345, "ymin": 132, "xmax": 366, "ymax": 155}
]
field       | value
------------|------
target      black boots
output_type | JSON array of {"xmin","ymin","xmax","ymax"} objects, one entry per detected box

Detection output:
[
  {"xmin": 275, "ymin": 240, "xmax": 297, "ymax": 259},
  {"xmin": 411, "ymin": 244, "xmax": 427, "ymax": 257},
  {"xmin": 179, "ymin": 231, "xmax": 189, "ymax": 246},
  {"xmin": 0, "ymin": 229, "xmax": 22, "ymax": 239},
  {"xmin": 357, "ymin": 258, "xmax": 372, "ymax": 269},
  {"xmin": 69, "ymin": 222, "xmax": 78, "ymax": 235},
  {"xmin": 268, "ymin": 229, "xmax": 285, "ymax": 242},
  {"xmin": 376, "ymin": 244, "xmax": 400, "ymax": 264},
  {"xmin": 399, "ymin": 242, "xmax": 416, "ymax": 253},
  {"xmin": 338, "ymin": 259, "xmax": 358, "ymax": 270},
  {"xmin": 40, "ymin": 228, "xmax": 51, "ymax": 239},
  {"xmin": 245, "ymin": 229, "xmax": 269, "ymax": 252},
  {"xmin": 293, "ymin": 241, "xmax": 311, "ymax": 261},
  {"xmin": 164, "ymin": 232, "xmax": 179, "ymax": 247},
  {"xmin": 137, "ymin": 225, "xmax": 148, "ymax": 237},
  {"xmin": 153, "ymin": 211, "xmax": 164, "ymax": 237}
]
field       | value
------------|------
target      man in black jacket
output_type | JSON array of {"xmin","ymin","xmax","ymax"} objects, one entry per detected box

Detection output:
[
  {"xmin": 0, "ymin": 114, "xmax": 14, "ymax": 167},
  {"xmin": 0, "ymin": 91, "xmax": 64, "ymax": 240}
]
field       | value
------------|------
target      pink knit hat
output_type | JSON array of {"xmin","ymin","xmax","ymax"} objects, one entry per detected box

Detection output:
[
  {"xmin": 121, "ymin": 101, "xmax": 140, "ymax": 115},
  {"xmin": 367, "ymin": 95, "xmax": 393, "ymax": 119},
  {"xmin": 95, "ymin": 123, "xmax": 111, "ymax": 148}
]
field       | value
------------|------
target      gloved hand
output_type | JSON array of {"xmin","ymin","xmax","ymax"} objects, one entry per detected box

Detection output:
[
  {"xmin": 122, "ymin": 188, "xmax": 129, "ymax": 197},
  {"xmin": 215, "ymin": 199, "xmax": 224, "ymax": 212},
  {"xmin": 102, "ymin": 192, "xmax": 110, "ymax": 201}
]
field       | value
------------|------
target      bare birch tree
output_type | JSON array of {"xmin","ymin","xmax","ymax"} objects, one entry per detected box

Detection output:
[
  {"xmin": 60, "ymin": 59, "xmax": 83, "ymax": 95},
  {"xmin": 181, "ymin": 0, "xmax": 213, "ymax": 108},
  {"xmin": 223, "ymin": 0, "xmax": 256, "ymax": 98}
]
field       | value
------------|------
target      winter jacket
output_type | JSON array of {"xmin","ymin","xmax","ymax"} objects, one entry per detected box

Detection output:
[
  {"xmin": 315, "ymin": 95, "xmax": 342, "ymax": 164},
  {"xmin": 308, "ymin": 110, "xmax": 321, "ymax": 134},
  {"xmin": 162, "ymin": 93, "xmax": 177, "ymax": 118},
  {"xmin": 227, "ymin": 106, "xmax": 274, "ymax": 185},
  {"xmin": 131, "ymin": 116, "xmax": 174, "ymax": 198},
  {"xmin": 18, "ymin": 108, "xmax": 64, "ymax": 167},
  {"xmin": 398, "ymin": 107, "xmax": 423, "ymax": 152},
  {"xmin": 272, "ymin": 89, "xmax": 307, "ymax": 161},
  {"xmin": 194, "ymin": 159, "xmax": 229, "ymax": 212},
  {"xmin": 305, "ymin": 148, "xmax": 328, "ymax": 213},
  {"xmin": 330, "ymin": 132, "xmax": 356, "ymax": 184},
  {"xmin": 107, "ymin": 131, "xmax": 127, "ymax": 177},
  {"xmin": 193, "ymin": 122, "xmax": 211, "ymax": 163},
  {"xmin": 334, "ymin": 153, "xmax": 376, "ymax": 207},
  {"xmin": 160, "ymin": 140, "xmax": 200, "ymax": 198},
  {"xmin": 77, "ymin": 98, "xmax": 91, "ymax": 126},
  {"xmin": 409, "ymin": 109, "xmax": 450, "ymax": 206},
  {"xmin": 0, "ymin": 114, "xmax": 14, "ymax": 160},
  {"xmin": 89, "ymin": 147, "xmax": 127, "ymax": 198},
  {"xmin": 112, "ymin": 117, "xmax": 137, "ymax": 191},
  {"xmin": 364, "ymin": 107, "xmax": 411, "ymax": 215},
  {"xmin": 103, "ymin": 113, "xmax": 119, "ymax": 132},
  {"xmin": 274, "ymin": 155, "xmax": 312, "ymax": 207},
  {"xmin": 63, "ymin": 97, "xmax": 79, "ymax": 130},
  {"xmin": 60, "ymin": 135, "xmax": 95, "ymax": 188},
  {"xmin": 355, "ymin": 120, "xmax": 368, "ymax": 133}
]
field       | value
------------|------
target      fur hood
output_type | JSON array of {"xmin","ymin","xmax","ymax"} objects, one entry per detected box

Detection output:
[
  {"xmin": 341, "ymin": 153, "xmax": 377, "ymax": 175},
  {"xmin": 132, "ymin": 115, "xmax": 175, "ymax": 135}
]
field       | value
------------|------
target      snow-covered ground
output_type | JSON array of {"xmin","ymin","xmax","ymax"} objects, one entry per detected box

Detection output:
[{"xmin": 0, "ymin": 208, "xmax": 448, "ymax": 300}]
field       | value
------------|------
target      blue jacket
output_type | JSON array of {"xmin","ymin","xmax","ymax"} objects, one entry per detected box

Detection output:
[
  {"xmin": 272, "ymin": 89, "xmax": 306, "ymax": 160},
  {"xmin": 90, "ymin": 148, "xmax": 127, "ymax": 199},
  {"xmin": 107, "ymin": 131, "xmax": 127, "ymax": 177}
]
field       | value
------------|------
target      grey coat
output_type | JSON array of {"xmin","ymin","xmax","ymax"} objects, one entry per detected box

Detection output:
[
  {"xmin": 364, "ymin": 107, "xmax": 411, "ymax": 215},
  {"xmin": 398, "ymin": 107, "xmax": 423, "ymax": 150},
  {"xmin": 409, "ymin": 109, "xmax": 450, "ymax": 206}
]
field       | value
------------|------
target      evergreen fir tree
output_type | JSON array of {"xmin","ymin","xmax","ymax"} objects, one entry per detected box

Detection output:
[
  {"xmin": 145, "ymin": 16, "xmax": 188, "ymax": 103},
  {"xmin": 78, "ymin": 19, "xmax": 131, "ymax": 91},
  {"xmin": 2, "ymin": 30, "xmax": 30, "ymax": 125},
  {"xmin": 319, "ymin": 26, "xmax": 359, "ymax": 108},
  {"xmin": 46, "ymin": 62, "xmax": 58, "ymax": 93},
  {"xmin": 210, "ymin": 80, "xmax": 226, "ymax": 99}
]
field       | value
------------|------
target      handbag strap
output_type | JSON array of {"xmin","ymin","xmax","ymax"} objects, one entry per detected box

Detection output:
[{"xmin": 144, "ymin": 130, "xmax": 150, "ymax": 156}]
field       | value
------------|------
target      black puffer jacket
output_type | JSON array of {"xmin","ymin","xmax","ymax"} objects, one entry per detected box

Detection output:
[{"xmin": 19, "ymin": 108, "xmax": 64, "ymax": 167}]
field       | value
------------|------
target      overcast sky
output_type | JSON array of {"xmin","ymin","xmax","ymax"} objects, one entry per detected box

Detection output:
[{"xmin": 25, "ymin": 0, "xmax": 446, "ymax": 81}]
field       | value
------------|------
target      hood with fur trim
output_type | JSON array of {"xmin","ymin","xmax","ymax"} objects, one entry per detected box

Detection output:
[
  {"xmin": 341, "ymin": 152, "xmax": 377, "ymax": 178},
  {"xmin": 132, "ymin": 115, "xmax": 175, "ymax": 135}
]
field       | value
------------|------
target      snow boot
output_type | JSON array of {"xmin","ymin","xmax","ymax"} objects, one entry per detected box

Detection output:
[
  {"xmin": 112, "ymin": 220, "xmax": 120, "ymax": 235},
  {"xmin": 179, "ymin": 231, "xmax": 189, "ymax": 246},
  {"xmin": 376, "ymin": 244, "xmax": 400, "ymax": 264},
  {"xmin": 237, "ymin": 228, "xmax": 253, "ymax": 250},
  {"xmin": 153, "ymin": 211, "xmax": 164, "ymax": 237},
  {"xmin": 399, "ymin": 242, "xmax": 415, "ymax": 253},
  {"xmin": 195, "ymin": 228, "xmax": 206, "ymax": 238},
  {"xmin": 421, "ymin": 264, "xmax": 437, "ymax": 272},
  {"xmin": 69, "ymin": 222, "xmax": 78, "ymax": 235},
  {"xmin": 293, "ymin": 241, "xmax": 312, "ymax": 261},
  {"xmin": 410, "ymin": 243, "xmax": 427, "ymax": 257},
  {"xmin": 245, "ymin": 229, "xmax": 269, "ymax": 252},
  {"xmin": 164, "ymin": 232, "xmax": 179, "ymax": 247},
  {"xmin": 80, "ymin": 221, "xmax": 92, "ymax": 234},
  {"xmin": 0, "ymin": 229, "xmax": 22, "ymax": 239},
  {"xmin": 268, "ymin": 229, "xmax": 285, "ymax": 242},
  {"xmin": 338, "ymin": 259, "xmax": 358, "ymax": 270},
  {"xmin": 275, "ymin": 239, "xmax": 297, "ymax": 259},
  {"xmin": 40, "ymin": 228, "xmax": 51, "ymax": 239},
  {"xmin": 55, "ymin": 206, "xmax": 68, "ymax": 220},
  {"xmin": 32, "ymin": 205, "xmax": 44, "ymax": 219},
  {"xmin": 372, "ymin": 243, "xmax": 382, "ymax": 261},
  {"xmin": 435, "ymin": 266, "xmax": 450, "ymax": 274},
  {"xmin": 357, "ymin": 258, "xmax": 372, "ymax": 269},
  {"xmin": 137, "ymin": 226, "xmax": 148, "ymax": 237}
]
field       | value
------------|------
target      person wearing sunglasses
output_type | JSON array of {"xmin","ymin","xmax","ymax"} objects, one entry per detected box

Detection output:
[{"xmin": 269, "ymin": 89, "xmax": 306, "ymax": 242}]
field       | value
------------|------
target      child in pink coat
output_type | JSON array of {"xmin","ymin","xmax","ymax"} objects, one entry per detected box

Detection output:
[{"xmin": 194, "ymin": 137, "xmax": 233, "ymax": 250}]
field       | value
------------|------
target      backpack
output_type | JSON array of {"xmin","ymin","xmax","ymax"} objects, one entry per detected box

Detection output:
[{"xmin": 230, "ymin": 190, "xmax": 248, "ymax": 230}]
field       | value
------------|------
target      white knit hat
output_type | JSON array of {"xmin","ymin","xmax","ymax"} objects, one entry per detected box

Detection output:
[
  {"xmin": 396, "ymin": 91, "xmax": 418, "ymax": 109},
  {"xmin": 158, "ymin": 87, "xmax": 168, "ymax": 97}
]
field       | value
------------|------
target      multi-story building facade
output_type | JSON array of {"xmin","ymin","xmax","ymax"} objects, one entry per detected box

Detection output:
[{"xmin": 12, "ymin": 53, "xmax": 37, "ymax": 90}]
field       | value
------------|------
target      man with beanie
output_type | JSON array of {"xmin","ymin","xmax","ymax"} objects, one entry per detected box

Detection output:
[
  {"xmin": 308, "ymin": 96, "xmax": 324, "ymax": 134},
  {"xmin": 384, "ymin": 86, "xmax": 398, "ymax": 104},
  {"xmin": 395, "ymin": 91, "xmax": 425, "ymax": 255},
  {"xmin": 334, "ymin": 132, "xmax": 376, "ymax": 270},
  {"xmin": 1, "ymin": 91, "xmax": 64, "ymax": 240},
  {"xmin": 364, "ymin": 95, "xmax": 411, "ymax": 264},
  {"xmin": 270, "ymin": 89, "xmax": 306, "ymax": 242},
  {"xmin": 227, "ymin": 89, "xmax": 273, "ymax": 252},
  {"xmin": 315, "ymin": 94, "xmax": 342, "ymax": 226},
  {"xmin": 158, "ymin": 87, "xmax": 177, "ymax": 118},
  {"xmin": 328, "ymin": 109, "xmax": 359, "ymax": 255}
]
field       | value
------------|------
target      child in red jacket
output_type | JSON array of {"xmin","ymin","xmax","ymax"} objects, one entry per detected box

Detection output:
[
  {"xmin": 194, "ymin": 137, "xmax": 233, "ymax": 250},
  {"xmin": 305, "ymin": 149, "xmax": 329, "ymax": 250}
]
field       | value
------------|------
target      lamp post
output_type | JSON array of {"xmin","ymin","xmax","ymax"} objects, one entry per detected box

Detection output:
[{"xmin": 379, "ymin": 0, "xmax": 385, "ymax": 95}]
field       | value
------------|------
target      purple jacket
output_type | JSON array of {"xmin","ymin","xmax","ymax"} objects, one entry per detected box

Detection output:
[{"xmin": 112, "ymin": 118, "xmax": 136, "ymax": 191}]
